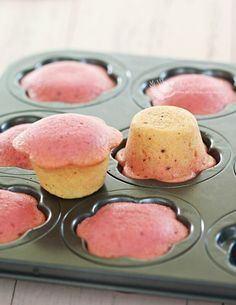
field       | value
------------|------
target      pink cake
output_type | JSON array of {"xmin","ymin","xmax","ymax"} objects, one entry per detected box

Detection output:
[
  {"xmin": 145, "ymin": 74, "xmax": 236, "ymax": 115},
  {"xmin": 0, "ymin": 124, "xmax": 32, "ymax": 169},
  {"xmin": 76, "ymin": 202, "xmax": 189, "ymax": 260},
  {"xmin": 13, "ymin": 113, "xmax": 122, "ymax": 169},
  {"xmin": 21, "ymin": 61, "xmax": 116, "ymax": 104},
  {"xmin": 0, "ymin": 190, "xmax": 45, "ymax": 243},
  {"xmin": 13, "ymin": 113, "xmax": 122, "ymax": 198}
]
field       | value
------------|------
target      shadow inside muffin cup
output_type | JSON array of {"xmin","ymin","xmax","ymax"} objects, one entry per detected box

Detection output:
[
  {"xmin": 62, "ymin": 190, "xmax": 202, "ymax": 267},
  {"xmin": 143, "ymin": 67, "xmax": 236, "ymax": 94},
  {"xmin": 229, "ymin": 242, "xmax": 236, "ymax": 266},
  {"xmin": 217, "ymin": 225, "xmax": 236, "ymax": 267},
  {"xmin": 108, "ymin": 127, "xmax": 230, "ymax": 189},
  {"xmin": 133, "ymin": 64, "xmax": 236, "ymax": 119},
  {"xmin": 0, "ymin": 115, "xmax": 41, "ymax": 132},
  {"xmin": 18, "ymin": 57, "xmax": 118, "ymax": 84},
  {"xmin": 0, "ymin": 177, "xmax": 61, "ymax": 249},
  {"xmin": 9, "ymin": 55, "xmax": 126, "ymax": 109}
]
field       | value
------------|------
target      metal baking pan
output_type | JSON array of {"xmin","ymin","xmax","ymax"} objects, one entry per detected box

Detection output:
[{"xmin": 0, "ymin": 50, "xmax": 235, "ymax": 303}]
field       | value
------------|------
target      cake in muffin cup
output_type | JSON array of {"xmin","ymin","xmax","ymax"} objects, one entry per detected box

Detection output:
[
  {"xmin": 77, "ymin": 202, "xmax": 188, "ymax": 260},
  {"xmin": 21, "ymin": 61, "xmax": 115, "ymax": 104},
  {"xmin": 145, "ymin": 74, "xmax": 236, "ymax": 115},
  {"xmin": 0, "ymin": 124, "xmax": 32, "ymax": 169},
  {"xmin": 116, "ymin": 106, "xmax": 216, "ymax": 183},
  {"xmin": 0, "ymin": 190, "xmax": 45, "ymax": 244}
]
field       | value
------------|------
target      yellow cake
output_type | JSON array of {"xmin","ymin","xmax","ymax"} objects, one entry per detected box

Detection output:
[{"xmin": 116, "ymin": 106, "xmax": 216, "ymax": 182}]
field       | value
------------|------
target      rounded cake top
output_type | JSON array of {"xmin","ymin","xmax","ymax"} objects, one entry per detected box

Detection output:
[
  {"xmin": 0, "ymin": 124, "xmax": 32, "ymax": 169},
  {"xmin": 132, "ymin": 105, "xmax": 198, "ymax": 132},
  {"xmin": 76, "ymin": 202, "xmax": 188, "ymax": 259},
  {"xmin": 13, "ymin": 113, "xmax": 122, "ymax": 169},
  {"xmin": 146, "ymin": 74, "xmax": 236, "ymax": 115},
  {"xmin": 20, "ymin": 60, "xmax": 116, "ymax": 104}
]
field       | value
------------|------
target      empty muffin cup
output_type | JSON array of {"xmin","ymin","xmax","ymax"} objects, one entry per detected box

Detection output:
[{"xmin": 206, "ymin": 211, "xmax": 236, "ymax": 275}]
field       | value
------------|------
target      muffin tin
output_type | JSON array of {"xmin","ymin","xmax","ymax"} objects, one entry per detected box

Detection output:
[{"xmin": 0, "ymin": 50, "xmax": 236, "ymax": 303}]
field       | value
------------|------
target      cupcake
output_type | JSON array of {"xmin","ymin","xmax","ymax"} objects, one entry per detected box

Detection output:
[
  {"xmin": 116, "ymin": 106, "xmax": 216, "ymax": 183},
  {"xmin": 21, "ymin": 61, "xmax": 115, "ymax": 104},
  {"xmin": 13, "ymin": 114, "xmax": 122, "ymax": 199},
  {"xmin": 0, "ymin": 124, "xmax": 32, "ymax": 169},
  {"xmin": 0, "ymin": 190, "xmax": 45, "ymax": 243},
  {"xmin": 76, "ymin": 202, "xmax": 188, "ymax": 259},
  {"xmin": 145, "ymin": 74, "xmax": 236, "ymax": 115}
]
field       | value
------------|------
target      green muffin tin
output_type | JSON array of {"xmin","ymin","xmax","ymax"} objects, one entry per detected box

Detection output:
[{"xmin": 0, "ymin": 50, "xmax": 235, "ymax": 303}]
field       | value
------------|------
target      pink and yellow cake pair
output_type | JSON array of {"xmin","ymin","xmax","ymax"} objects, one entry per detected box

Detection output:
[{"xmin": 9, "ymin": 106, "xmax": 215, "ymax": 199}]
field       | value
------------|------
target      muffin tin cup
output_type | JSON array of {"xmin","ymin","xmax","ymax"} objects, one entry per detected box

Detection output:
[
  {"xmin": 62, "ymin": 189, "xmax": 202, "ymax": 267},
  {"xmin": 206, "ymin": 211, "xmax": 236, "ymax": 276},
  {"xmin": 0, "ymin": 51, "xmax": 236, "ymax": 302},
  {"xmin": 0, "ymin": 110, "xmax": 61, "ymax": 175},
  {"xmin": 132, "ymin": 60, "xmax": 236, "ymax": 120},
  {"xmin": 6, "ymin": 50, "xmax": 129, "ymax": 110},
  {"xmin": 108, "ymin": 126, "xmax": 231, "ymax": 188},
  {"xmin": 0, "ymin": 175, "xmax": 61, "ymax": 249}
]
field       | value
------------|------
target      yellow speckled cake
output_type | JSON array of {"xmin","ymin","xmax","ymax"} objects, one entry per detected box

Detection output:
[{"xmin": 116, "ymin": 106, "xmax": 216, "ymax": 182}]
